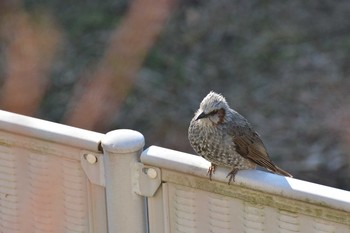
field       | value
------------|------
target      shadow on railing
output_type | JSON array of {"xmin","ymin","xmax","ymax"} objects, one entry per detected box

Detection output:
[{"xmin": 0, "ymin": 110, "xmax": 349, "ymax": 233}]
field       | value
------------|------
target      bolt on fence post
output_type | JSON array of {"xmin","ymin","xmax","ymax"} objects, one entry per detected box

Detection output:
[{"xmin": 101, "ymin": 129, "xmax": 146, "ymax": 233}]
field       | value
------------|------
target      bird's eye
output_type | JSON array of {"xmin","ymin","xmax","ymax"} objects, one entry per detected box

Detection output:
[{"xmin": 209, "ymin": 110, "xmax": 218, "ymax": 115}]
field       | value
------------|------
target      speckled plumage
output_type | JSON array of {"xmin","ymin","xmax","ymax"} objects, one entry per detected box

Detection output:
[{"xmin": 188, "ymin": 91, "xmax": 292, "ymax": 184}]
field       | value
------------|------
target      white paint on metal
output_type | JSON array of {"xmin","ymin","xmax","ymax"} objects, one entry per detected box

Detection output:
[
  {"xmin": 102, "ymin": 129, "xmax": 144, "ymax": 154},
  {"xmin": 142, "ymin": 145, "xmax": 350, "ymax": 233},
  {"xmin": 101, "ymin": 129, "xmax": 146, "ymax": 233},
  {"xmin": 0, "ymin": 110, "xmax": 103, "ymax": 151},
  {"xmin": 85, "ymin": 153, "xmax": 98, "ymax": 164},
  {"xmin": 141, "ymin": 145, "xmax": 350, "ymax": 213},
  {"xmin": 1, "ymin": 110, "xmax": 349, "ymax": 233},
  {"xmin": 0, "ymin": 110, "xmax": 107, "ymax": 233},
  {"xmin": 146, "ymin": 167, "xmax": 158, "ymax": 179},
  {"xmin": 80, "ymin": 152, "xmax": 105, "ymax": 186},
  {"xmin": 133, "ymin": 163, "xmax": 161, "ymax": 197}
]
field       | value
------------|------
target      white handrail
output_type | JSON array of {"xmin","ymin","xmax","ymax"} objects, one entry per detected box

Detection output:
[
  {"xmin": 0, "ymin": 110, "xmax": 103, "ymax": 151},
  {"xmin": 141, "ymin": 145, "xmax": 350, "ymax": 213},
  {"xmin": 141, "ymin": 146, "xmax": 350, "ymax": 233}
]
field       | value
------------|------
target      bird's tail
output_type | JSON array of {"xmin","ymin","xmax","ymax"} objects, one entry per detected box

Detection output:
[{"xmin": 270, "ymin": 165, "xmax": 293, "ymax": 177}]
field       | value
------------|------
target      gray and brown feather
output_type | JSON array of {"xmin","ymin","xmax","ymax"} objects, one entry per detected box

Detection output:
[{"xmin": 188, "ymin": 91, "xmax": 292, "ymax": 184}]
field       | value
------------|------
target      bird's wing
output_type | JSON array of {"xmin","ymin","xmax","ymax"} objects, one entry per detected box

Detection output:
[
  {"xmin": 234, "ymin": 129, "xmax": 293, "ymax": 176},
  {"xmin": 231, "ymin": 124, "xmax": 276, "ymax": 171},
  {"xmin": 227, "ymin": 112, "xmax": 292, "ymax": 177}
]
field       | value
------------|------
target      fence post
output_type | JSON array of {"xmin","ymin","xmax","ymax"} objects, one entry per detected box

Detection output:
[{"xmin": 101, "ymin": 129, "xmax": 146, "ymax": 233}]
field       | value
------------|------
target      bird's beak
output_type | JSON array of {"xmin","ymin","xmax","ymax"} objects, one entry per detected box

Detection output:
[{"xmin": 195, "ymin": 111, "xmax": 208, "ymax": 121}]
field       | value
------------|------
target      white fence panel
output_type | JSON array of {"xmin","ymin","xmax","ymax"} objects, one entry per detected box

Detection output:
[
  {"xmin": 1, "ymin": 110, "xmax": 350, "ymax": 233},
  {"xmin": 141, "ymin": 146, "xmax": 350, "ymax": 233},
  {"xmin": 0, "ymin": 110, "xmax": 146, "ymax": 233}
]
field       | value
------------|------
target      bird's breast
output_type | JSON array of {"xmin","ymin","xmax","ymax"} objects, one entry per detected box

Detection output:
[{"xmin": 188, "ymin": 122, "xmax": 239, "ymax": 165}]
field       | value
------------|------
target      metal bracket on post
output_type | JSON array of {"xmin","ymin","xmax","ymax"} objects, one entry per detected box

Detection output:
[
  {"xmin": 133, "ymin": 162, "xmax": 161, "ymax": 197},
  {"xmin": 80, "ymin": 151, "xmax": 106, "ymax": 187}
]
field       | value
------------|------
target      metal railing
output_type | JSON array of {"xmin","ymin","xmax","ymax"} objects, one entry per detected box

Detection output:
[
  {"xmin": 0, "ymin": 110, "xmax": 349, "ymax": 233},
  {"xmin": 141, "ymin": 146, "xmax": 350, "ymax": 233}
]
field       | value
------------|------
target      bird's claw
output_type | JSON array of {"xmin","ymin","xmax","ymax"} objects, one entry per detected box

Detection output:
[
  {"xmin": 207, "ymin": 164, "xmax": 216, "ymax": 181},
  {"xmin": 226, "ymin": 168, "xmax": 238, "ymax": 185}
]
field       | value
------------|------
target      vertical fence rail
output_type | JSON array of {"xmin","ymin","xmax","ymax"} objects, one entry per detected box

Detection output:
[{"xmin": 101, "ymin": 129, "xmax": 146, "ymax": 233}]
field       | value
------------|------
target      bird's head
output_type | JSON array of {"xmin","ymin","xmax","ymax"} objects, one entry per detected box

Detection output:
[{"xmin": 194, "ymin": 91, "xmax": 229, "ymax": 125}]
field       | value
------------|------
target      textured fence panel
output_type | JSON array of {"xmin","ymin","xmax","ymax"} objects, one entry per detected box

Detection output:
[
  {"xmin": 0, "ymin": 111, "xmax": 106, "ymax": 233},
  {"xmin": 141, "ymin": 146, "xmax": 350, "ymax": 233},
  {"xmin": 1, "ymin": 110, "xmax": 349, "ymax": 233}
]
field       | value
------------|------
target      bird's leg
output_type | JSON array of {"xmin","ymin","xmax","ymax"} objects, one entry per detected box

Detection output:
[
  {"xmin": 226, "ymin": 168, "xmax": 239, "ymax": 185},
  {"xmin": 207, "ymin": 163, "xmax": 217, "ymax": 181}
]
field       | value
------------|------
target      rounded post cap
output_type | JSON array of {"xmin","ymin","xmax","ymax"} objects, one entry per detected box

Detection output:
[{"xmin": 101, "ymin": 129, "xmax": 145, "ymax": 154}]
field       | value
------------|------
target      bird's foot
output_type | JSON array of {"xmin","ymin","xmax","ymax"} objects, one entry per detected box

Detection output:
[
  {"xmin": 226, "ymin": 168, "xmax": 238, "ymax": 185},
  {"xmin": 207, "ymin": 163, "xmax": 217, "ymax": 181}
]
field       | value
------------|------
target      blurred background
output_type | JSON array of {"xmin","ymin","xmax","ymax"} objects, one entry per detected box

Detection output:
[{"xmin": 0, "ymin": 0, "xmax": 349, "ymax": 190}]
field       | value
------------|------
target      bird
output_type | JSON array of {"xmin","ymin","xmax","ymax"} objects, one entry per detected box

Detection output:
[{"xmin": 188, "ymin": 91, "xmax": 292, "ymax": 184}]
